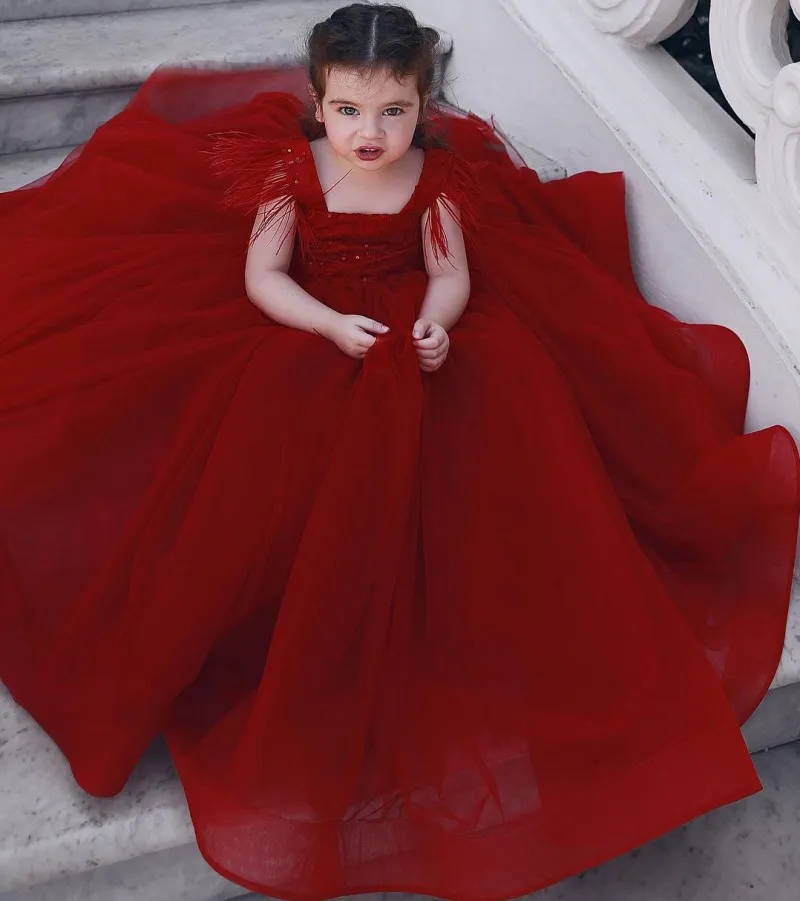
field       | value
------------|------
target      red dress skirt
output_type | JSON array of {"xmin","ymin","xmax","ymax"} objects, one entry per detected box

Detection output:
[{"xmin": 0, "ymin": 66, "xmax": 798, "ymax": 900}]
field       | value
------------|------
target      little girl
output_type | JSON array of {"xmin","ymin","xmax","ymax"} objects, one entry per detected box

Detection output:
[{"xmin": 1, "ymin": 4, "xmax": 799, "ymax": 900}]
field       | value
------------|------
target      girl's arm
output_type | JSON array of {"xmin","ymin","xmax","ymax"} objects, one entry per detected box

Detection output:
[
  {"xmin": 419, "ymin": 199, "xmax": 471, "ymax": 330},
  {"xmin": 244, "ymin": 200, "xmax": 338, "ymax": 338},
  {"xmin": 245, "ymin": 200, "xmax": 390, "ymax": 358}
]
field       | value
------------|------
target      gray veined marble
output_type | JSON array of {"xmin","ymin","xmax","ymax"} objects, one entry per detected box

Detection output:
[
  {"xmin": 0, "ymin": 0, "xmax": 451, "ymax": 155},
  {"xmin": 744, "ymin": 681, "xmax": 800, "ymax": 752},
  {"xmin": 0, "ymin": 89, "xmax": 135, "ymax": 155},
  {"xmin": 2, "ymin": 844, "xmax": 245, "ymax": 901},
  {"xmin": 0, "ymin": 685, "xmax": 193, "ymax": 895},
  {"xmin": 0, "ymin": 0, "xmax": 245, "ymax": 23},
  {"xmin": 0, "ymin": 146, "xmax": 73, "ymax": 190},
  {"xmin": 742, "ymin": 579, "xmax": 800, "ymax": 753},
  {"xmin": 768, "ymin": 578, "xmax": 800, "ymax": 693}
]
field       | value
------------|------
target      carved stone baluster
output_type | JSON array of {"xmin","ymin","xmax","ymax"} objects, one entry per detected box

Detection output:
[
  {"xmin": 578, "ymin": 0, "xmax": 700, "ymax": 44},
  {"xmin": 709, "ymin": 0, "xmax": 790, "ymax": 130},
  {"xmin": 710, "ymin": 1, "xmax": 800, "ymax": 232}
]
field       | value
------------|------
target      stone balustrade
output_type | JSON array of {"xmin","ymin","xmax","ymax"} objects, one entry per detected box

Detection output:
[{"xmin": 578, "ymin": 0, "xmax": 800, "ymax": 235}]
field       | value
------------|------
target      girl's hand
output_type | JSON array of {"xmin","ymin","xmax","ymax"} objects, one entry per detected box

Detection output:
[
  {"xmin": 413, "ymin": 318, "xmax": 450, "ymax": 372},
  {"xmin": 322, "ymin": 314, "xmax": 390, "ymax": 359}
]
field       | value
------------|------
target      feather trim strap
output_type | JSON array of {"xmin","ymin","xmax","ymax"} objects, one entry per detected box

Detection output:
[
  {"xmin": 425, "ymin": 154, "xmax": 480, "ymax": 265},
  {"xmin": 209, "ymin": 132, "xmax": 312, "ymax": 253}
]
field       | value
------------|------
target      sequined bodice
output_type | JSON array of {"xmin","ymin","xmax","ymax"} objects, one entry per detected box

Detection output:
[
  {"xmin": 291, "ymin": 145, "xmax": 433, "ymax": 283},
  {"xmin": 215, "ymin": 133, "xmax": 475, "ymax": 286},
  {"xmin": 298, "ymin": 208, "xmax": 426, "ymax": 283}
]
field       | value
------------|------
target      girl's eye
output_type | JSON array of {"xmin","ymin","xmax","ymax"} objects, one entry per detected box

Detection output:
[
  {"xmin": 338, "ymin": 106, "xmax": 358, "ymax": 116},
  {"xmin": 384, "ymin": 107, "xmax": 404, "ymax": 117}
]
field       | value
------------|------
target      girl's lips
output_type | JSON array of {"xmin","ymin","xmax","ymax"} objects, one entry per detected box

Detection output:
[{"xmin": 356, "ymin": 147, "xmax": 385, "ymax": 161}]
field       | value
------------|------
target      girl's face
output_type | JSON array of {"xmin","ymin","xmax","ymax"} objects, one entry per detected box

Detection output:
[{"xmin": 314, "ymin": 66, "xmax": 423, "ymax": 171}]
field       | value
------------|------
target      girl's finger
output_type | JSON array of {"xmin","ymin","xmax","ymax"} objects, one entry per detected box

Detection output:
[
  {"xmin": 415, "ymin": 335, "xmax": 445, "ymax": 350},
  {"xmin": 358, "ymin": 319, "xmax": 390, "ymax": 336}
]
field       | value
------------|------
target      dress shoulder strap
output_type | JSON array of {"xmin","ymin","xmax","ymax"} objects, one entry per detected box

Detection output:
[
  {"xmin": 209, "ymin": 133, "xmax": 314, "ymax": 249},
  {"xmin": 415, "ymin": 149, "xmax": 481, "ymax": 263}
]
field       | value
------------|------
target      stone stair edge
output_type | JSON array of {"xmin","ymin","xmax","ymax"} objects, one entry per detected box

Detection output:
[
  {"xmin": 0, "ymin": 0, "xmax": 245, "ymax": 24},
  {"xmin": 0, "ymin": 1, "xmax": 329, "ymax": 100},
  {"xmin": 0, "ymin": 2, "xmax": 451, "ymax": 101}
]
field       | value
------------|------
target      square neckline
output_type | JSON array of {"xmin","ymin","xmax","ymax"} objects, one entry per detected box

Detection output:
[{"xmin": 303, "ymin": 138, "xmax": 429, "ymax": 218}]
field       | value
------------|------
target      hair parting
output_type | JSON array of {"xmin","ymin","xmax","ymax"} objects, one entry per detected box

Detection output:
[{"xmin": 304, "ymin": 3, "xmax": 445, "ymax": 148}]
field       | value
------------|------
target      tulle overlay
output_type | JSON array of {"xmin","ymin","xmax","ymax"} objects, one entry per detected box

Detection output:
[{"xmin": 1, "ymin": 66, "xmax": 799, "ymax": 900}]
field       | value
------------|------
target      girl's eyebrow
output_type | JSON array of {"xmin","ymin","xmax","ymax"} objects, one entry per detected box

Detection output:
[{"xmin": 328, "ymin": 99, "xmax": 415, "ymax": 107}]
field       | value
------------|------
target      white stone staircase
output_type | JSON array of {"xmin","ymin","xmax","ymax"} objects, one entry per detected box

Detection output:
[
  {"xmin": 0, "ymin": 0, "xmax": 344, "ymax": 190},
  {"xmin": 2, "ymin": 0, "xmax": 800, "ymax": 898}
]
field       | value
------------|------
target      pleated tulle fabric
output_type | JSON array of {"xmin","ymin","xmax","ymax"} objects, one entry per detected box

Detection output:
[{"xmin": 1, "ymin": 66, "xmax": 798, "ymax": 901}]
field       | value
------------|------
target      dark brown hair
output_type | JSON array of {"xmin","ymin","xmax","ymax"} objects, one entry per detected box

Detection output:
[{"xmin": 305, "ymin": 3, "xmax": 444, "ymax": 147}]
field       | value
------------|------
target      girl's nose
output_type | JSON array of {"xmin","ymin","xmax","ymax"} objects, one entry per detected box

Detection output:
[{"xmin": 358, "ymin": 116, "xmax": 384, "ymax": 139}]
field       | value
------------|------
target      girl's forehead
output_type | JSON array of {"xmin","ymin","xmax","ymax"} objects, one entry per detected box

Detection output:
[{"xmin": 322, "ymin": 66, "xmax": 418, "ymax": 102}]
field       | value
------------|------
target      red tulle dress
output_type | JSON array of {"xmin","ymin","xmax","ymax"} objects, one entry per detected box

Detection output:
[{"xmin": 1, "ymin": 65, "xmax": 799, "ymax": 901}]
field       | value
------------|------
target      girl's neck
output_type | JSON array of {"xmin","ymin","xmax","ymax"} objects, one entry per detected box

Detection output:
[{"xmin": 309, "ymin": 137, "xmax": 425, "ymax": 216}]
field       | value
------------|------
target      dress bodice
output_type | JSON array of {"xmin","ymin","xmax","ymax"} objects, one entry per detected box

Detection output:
[
  {"xmin": 299, "ymin": 209, "xmax": 425, "ymax": 283},
  {"xmin": 213, "ymin": 134, "xmax": 476, "ymax": 285}
]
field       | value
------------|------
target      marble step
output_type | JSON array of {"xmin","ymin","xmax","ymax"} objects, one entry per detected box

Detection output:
[
  {"xmin": 0, "ymin": 146, "xmax": 75, "ymax": 191},
  {"xmin": 0, "ymin": 0, "xmax": 243, "ymax": 22},
  {"xmin": 0, "ymin": 583, "xmax": 798, "ymax": 900},
  {"xmin": 0, "ymin": 0, "xmax": 344, "ymax": 155}
]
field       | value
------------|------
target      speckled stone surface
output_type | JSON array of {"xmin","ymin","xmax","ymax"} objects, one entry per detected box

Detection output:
[
  {"xmin": 2, "ymin": 844, "xmax": 245, "ymax": 901},
  {"xmin": 744, "ymin": 681, "xmax": 800, "ymax": 752},
  {"xmin": 0, "ymin": 0, "xmax": 243, "ymax": 22},
  {"xmin": 0, "ymin": 685, "xmax": 192, "ymax": 894},
  {"xmin": 0, "ymin": 87, "xmax": 135, "ymax": 154},
  {"xmin": 769, "ymin": 580, "xmax": 800, "ymax": 692},
  {"xmin": 0, "ymin": 0, "xmax": 341, "ymax": 153},
  {"xmin": 0, "ymin": 1, "xmax": 368, "ymax": 100},
  {"xmin": 0, "ymin": 146, "xmax": 72, "ymax": 190}
]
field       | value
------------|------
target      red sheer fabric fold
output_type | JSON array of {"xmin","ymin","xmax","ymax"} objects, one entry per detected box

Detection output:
[{"xmin": 0, "ymin": 66, "xmax": 798, "ymax": 901}]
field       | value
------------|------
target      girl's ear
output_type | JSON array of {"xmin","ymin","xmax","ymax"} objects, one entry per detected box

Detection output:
[{"xmin": 308, "ymin": 83, "xmax": 323, "ymax": 123}]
